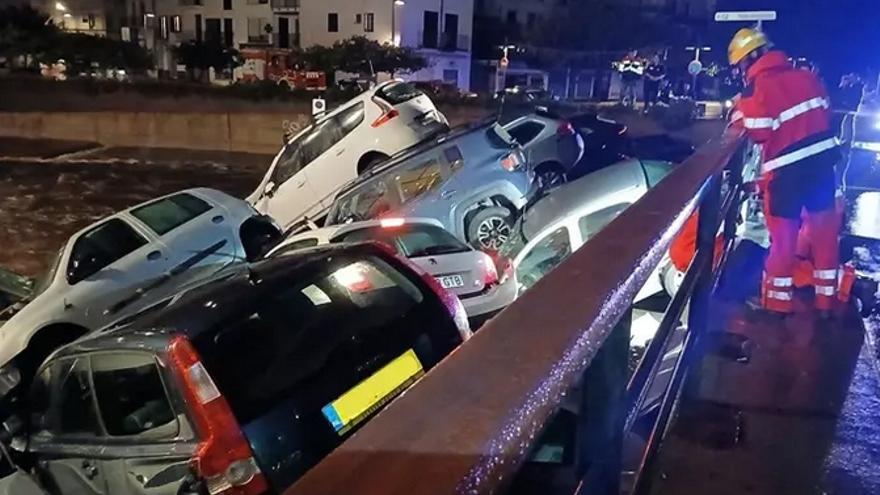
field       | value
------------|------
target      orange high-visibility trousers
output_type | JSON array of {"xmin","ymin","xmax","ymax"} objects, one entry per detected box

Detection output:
[{"xmin": 761, "ymin": 160, "xmax": 839, "ymax": 313}]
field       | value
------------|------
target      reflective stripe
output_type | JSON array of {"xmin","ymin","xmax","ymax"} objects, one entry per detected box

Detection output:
[
  {"xmin": 852, "ymin": 141, "xmax": 880, "ymax": 153},
  {"xmin": 772, "ymin": 277, "xmax": 793, "ymax": 287},
  {"xmin": 776, "ymin": 97, "xmax": 829, "ymax": 130},
  {"xmin": 768, "ymin": 290, "xmax": 793, "ymax": 301},
  {"xmin": 814, "ymin": 269, "xmax": 838, "ymax": 280},
  {"xmin": 743, "ymin": 97, "xmax": 829, "ymax": 131},
  {"xmin": 730, "ymin": 110, "xmax": 744, "ymax": 123},
  {"xmin": 744, "ymin": 117, "xmax": 775, "ymax": 129},
  {"xmin": 816, "ymin": 286, "xmax": 836, "ymax": 296},
  {"xmin": 763, "ymin": 138, "xmax": 838, "ymax": 172}
]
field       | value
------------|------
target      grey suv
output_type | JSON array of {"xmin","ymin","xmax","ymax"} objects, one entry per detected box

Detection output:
[{"xmin": 325, "ymin": 120, "xmax": 534, "ymax": 252}]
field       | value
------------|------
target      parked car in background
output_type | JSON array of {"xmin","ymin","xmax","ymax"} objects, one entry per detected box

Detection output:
[
  {"xmin": 4, "ymin": 242, "xmax": 469, "ymax": 495},
  {"xmin": 248, "ymin": 80, "xmax": 449, "ymax": 229},
  {"xmin": 0, "ymin": 188, "xmax": 281, "ymax": 386},
  {"xmin": 498, "ymin": 158, "xmax": 677, "ymax": 302},
  {"xmin": 325, "ymin": 120, "xmax": 533, "ymax": 252},
  {"xmin": 504, "ymin": 111, "xmax": 585, "ymax": 189},
  {"xmin": 270, "ymin": 218, "xmax": 516, "ymax": 325}
]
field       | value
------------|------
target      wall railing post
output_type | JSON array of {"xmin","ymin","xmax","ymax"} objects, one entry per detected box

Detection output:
[{"xmin": 576, "ymin": 307, "xmax": 632, "ymax": 494}]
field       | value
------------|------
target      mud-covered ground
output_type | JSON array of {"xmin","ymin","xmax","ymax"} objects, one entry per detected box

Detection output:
[{"xmin": 0, "ymin": 159, "xmax": 264, "ymax": 277}]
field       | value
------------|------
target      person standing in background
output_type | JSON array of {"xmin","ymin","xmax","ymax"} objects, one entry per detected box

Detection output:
[
  {"xmin": 618, "ymin": 50, "xmax": 644, "ymax": 108},
  {"xmin": 644, "ymin": 54, "xmax": 666, "ymax": 112}
]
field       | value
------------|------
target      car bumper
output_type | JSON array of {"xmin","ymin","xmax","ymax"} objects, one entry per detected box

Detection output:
[{"xmin": 460, "ymin": 278, "xmax": 517, "ymax": 320}]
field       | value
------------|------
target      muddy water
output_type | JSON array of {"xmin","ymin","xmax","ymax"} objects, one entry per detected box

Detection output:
[{"xmin": 0, "ymin": 160, "xmax": 263, "ymax": 278}]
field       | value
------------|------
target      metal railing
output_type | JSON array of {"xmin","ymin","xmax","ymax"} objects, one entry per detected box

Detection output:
[
  {"xmin": 418, "ymin": 31, "xmax": 471, "ymax": 51},
  {"xmin": 285, "ymin": 130, "xmax": 747, "ymax": 495},
  {"xmin": 270, "ymin": 0, "xmax": 299, "ymax": 10}
]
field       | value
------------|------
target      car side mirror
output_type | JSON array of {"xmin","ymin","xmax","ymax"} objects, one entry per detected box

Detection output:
[{"xmin": 264, "ymin": 181, "xmax": 276, "ymax": 198}]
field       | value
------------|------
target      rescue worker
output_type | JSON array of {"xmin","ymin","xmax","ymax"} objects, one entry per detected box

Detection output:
[{"xmin": 728, "ymin": 28, "xmax": 840, "ymax": 317}]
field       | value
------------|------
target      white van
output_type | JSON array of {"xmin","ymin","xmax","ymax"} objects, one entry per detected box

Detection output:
[{"xmin": 249, "ymin": 80, "xmax": 448, "ymax": 229}]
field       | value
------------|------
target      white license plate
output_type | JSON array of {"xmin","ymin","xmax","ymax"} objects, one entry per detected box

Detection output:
[{"xmin": 436, "ymin": 275, "xmax": 464, "ymax": 289}]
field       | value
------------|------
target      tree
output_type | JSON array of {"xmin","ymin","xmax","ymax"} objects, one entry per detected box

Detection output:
[
  {"xmin": 0, "ymin": 5, "xmax": 58, "ymax": 69},
  {"xmin": 174, "ymin": 40, "xmax": 241, "ymax": 81},
  {"xmin": 294, "ymin": 36, "xmax": 427, "ymax": 81}
]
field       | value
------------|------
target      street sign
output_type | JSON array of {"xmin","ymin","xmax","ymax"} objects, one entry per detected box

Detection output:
[
  {"xmin": 714, "ymin": 11, "xmax": 777, "ymax": 22},
  {"xmin": 687, "ymin": 60, "xmax": 703, "ymax": 76},
  {"xmin": 312, "ymin": 98, "xmax": 326, "ymax": 116}
]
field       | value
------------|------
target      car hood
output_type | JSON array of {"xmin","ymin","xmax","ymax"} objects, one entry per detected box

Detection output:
[{"xmin": 0, "ymin": 268, "xmax": 33, "ymax": 302}]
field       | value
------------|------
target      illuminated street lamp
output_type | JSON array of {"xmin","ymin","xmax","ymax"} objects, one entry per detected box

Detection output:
[
  {"xmin": 55, "ymin": 2, "xmax": 67, "ymax": 11},
  {"xmin": 391, "ymin": 0, "xmax": 405, "ymax": 46}
]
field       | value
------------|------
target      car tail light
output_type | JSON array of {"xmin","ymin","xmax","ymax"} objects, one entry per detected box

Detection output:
[
  {"xmin": 481, "ymin": 252, "xmax": 498, "ymax": 286},
  {"xmin": 370, "ymin": 242, "xmax": 472, "ymax": 340},
  {"xmin": 380, "ymin": 218, "xmax": 406, "ymax": 228},
  {"xmin": 167, "ymin": 336, "xmax": 269, "ymax": 495},
  {"xmin": 371, "ymin": 99, "xmax": 400, "ymax": 127},
  {"xmin": 557, "ymin": 121, "xmax": 575, "ymax": 136},
  {"xmin": 500, "ymin": 151, "xmax": 523, "ymax": 172}
]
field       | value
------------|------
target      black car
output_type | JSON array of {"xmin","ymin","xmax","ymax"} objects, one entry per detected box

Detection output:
[{"xmin": 5, "ymin": 243, "xmax": 470, "ymax": 495}]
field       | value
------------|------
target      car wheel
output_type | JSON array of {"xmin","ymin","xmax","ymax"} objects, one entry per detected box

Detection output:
[
  {"xmin": 536, "ymin": 164, "xmax": 567, "ymax": 191},
  {"xmin": 467, "ymin": 207, "xmax": 513, "ymax": 252}
]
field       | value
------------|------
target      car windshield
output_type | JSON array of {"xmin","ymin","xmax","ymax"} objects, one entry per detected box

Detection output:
[
  {"xmin": 376, "ymin": 81, "xmax": 424, "ymax": 105},
  {"xmin": 337, "ymin": 224, "xmax": 470, "ymax": 258},
  {"xmin": 329, "ymin": 178, "xmax": 399, "ymax": 223}
]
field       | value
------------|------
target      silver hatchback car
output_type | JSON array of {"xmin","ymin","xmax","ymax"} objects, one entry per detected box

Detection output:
[
  {"xmin": 324, "ymin": 120, "xmax": 534, "ymax": 252},
  {"xmin": 268, "ymin": 218, "xmax": 516, "ymax": 325}
]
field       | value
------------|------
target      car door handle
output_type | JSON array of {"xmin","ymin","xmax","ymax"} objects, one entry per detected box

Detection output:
[
  {"xmin": 296, "ymin": 181, "xmax": 306, "ymax": 189},
  {"xmin": 440, "ymin": 189, "xmax": 457, "ymax": 199},
  {"xmin": 212, "ymin": 215, "xmax": 225, "ymax": 224},
  {"xmin": 82, "ymin": 460, "xmax": 98, "ymax": 479},
  {"xmin": 335, "ymin": 148, "xmax": 346, "ymax": 156},
  {"xmin": 146, "ymin": 250, "xmax": 162, "ymax": 261}
]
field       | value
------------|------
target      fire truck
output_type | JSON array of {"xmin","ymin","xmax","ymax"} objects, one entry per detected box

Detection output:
[{"xmin": 235, "ymin": 48, "xmax": 327, "ymax": 91}]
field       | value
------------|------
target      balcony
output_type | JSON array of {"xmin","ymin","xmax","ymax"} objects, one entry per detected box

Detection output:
[
  {"xmin": 417, "ymin": 31, "xmax": 470, "ymax": 52},
  {"xmin": 270, "ymin": 0, "xmax": 299, "ymax": 12}
]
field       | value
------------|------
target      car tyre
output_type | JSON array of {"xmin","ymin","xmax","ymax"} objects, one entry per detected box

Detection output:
[
  {"xmin": 467, "ymin": 206, "xmax": 514, "ymax": 252},
  {"xmin": 535, "ymin": 163, "xmax": 567, "ymax": 191}
]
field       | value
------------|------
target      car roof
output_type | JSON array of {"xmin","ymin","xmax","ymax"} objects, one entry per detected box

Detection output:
[
  {"xmin": 333, "ymin": 118, "xmax": 499, "ymax": 198},
  {"xmin": 54, "ymin": 243, "xmax": 392, "ymax": 357},
  {"xmin": 270, "ymin": 218, "xmax": 447, "ymax": 255},
  {"xmin": 520, "ymin": 159, "xmax": 647, "ymax": 240}
]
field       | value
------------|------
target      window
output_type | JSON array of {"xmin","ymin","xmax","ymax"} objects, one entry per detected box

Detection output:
[
  {"xmin": 442, "ymin": 13, "xmax": 458, "ymax": 49},
  {"xmin": 515, "ymin": 227, "xmax": 571, "ymax": 292},
  {"xmin": 578, "ymin": 204, "xmax": 631, "ymax": 241},
  {"xmin": 641, "ymin": 160, "xmax": 676, "ymax": 187},
  {"xmin": 376, "ymin": 81, "xmax": 424, "ymax": 105},
  {"xmin": 393, "ymin": 156, "xmax": 450, "ymax": 203},
  {"xmin": 422, "ymin": 10, "xmax": 438, "ymax": 48},
  {"xmin": 172, "ymin": 15, "xmax": 181, "ymax": 32},
  {"xmin": 300, "ymin": 119, "xmax": 343, "ymax": 165},
  {"xmin": 506, "ymin": 10, "xmax": 518, "ymax": 24},
  {"xmin": 68, "ymin": 219, "xmax": 148, "ymax": 283},
  {"xmin": 195, "ymin": 14, "xmax": 202, "ymax": 41},
  {"xmin": 364, "ymin": 12, "xmax": 374, "ymax": 32},
  {"xmin": 507, "ymin": 121, "xmax": 546, "ymax": 145},
  {"xmin": 223, "ymin": 18, "xmax": 233, "ymax": 46},
  {"xmin": 443, "ymin": 146, "xmax": 464, "ymax": 171},
  {"xmin": 223, "ymin": 0, "xmax": 231, "ymax": 9},
  {"xmin": 270, "ymin": 138, "xmax": 307, "ymax": 186},
  {"xmin": 443, "ymin": 69, "xmax": 459, "ymax": 84},
  {"xmin": 131, "ymin": 193, "xmax": 212, "ymax": 236},
  {"xmin": 31, "ymin": 358, "xmax": 101, "ymax": 437},
  {"xmin": 248, "ymin": 17, "xmax": 268, "ymax": 42},
  {"xmin": 355, "ymin": 13, "xmax": 362, "ymax": 24},
  {"xmin": 339, "ymin": 224, "xmax": 469, "ymax": 258},
  {"xmin": 278, "ymin": 238, "xmax": 320, "ymax": 253},
  {"xmin": 205, "ymin": 18, "xmax": 221, "ymax": 44},
  {"xmin": 486, "ymin": 124, "xmax": 516, "ymax": 149},
  {"xmin": 328, "ymin": 12, "xmax": 338, "ymax": 32},
  {"xmin": 331, "ymin": 180, "xmax": 397, "ymax": 222},
  {"xmin": 527, "ymin": 12, "xmax": 537, "ymax": 28},
  {"xmin": 335, "ymin": 101, "xmax": 365, "ymax": 135},
  {"xmin": 92, "ymin": 353, "xmax": 177, "ymax": 438},
  {"xmin": 191, "ymin": 254, "xmax": 428, "ymax": 424}
]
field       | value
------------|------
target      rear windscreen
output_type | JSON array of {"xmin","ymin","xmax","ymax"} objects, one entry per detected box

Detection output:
[
  {"xmin": 486, "ymin": 124, "xmax": 515, "ymax": 149},
  {"xmin": 338, "ymin": 224, "xmax": 470, "ymax": 258},
  {"xmin": 193, "ymin": 253, "xmax": 460, "ymax": 425},
  {"xmin": 376, "ymin": 82, "xmax": 424, "ymax": 105}
]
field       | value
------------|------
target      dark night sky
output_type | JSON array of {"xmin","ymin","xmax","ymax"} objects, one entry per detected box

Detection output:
[{"xmin": 712, "ymin": 0, "xmax": 880, "ymax": 80}]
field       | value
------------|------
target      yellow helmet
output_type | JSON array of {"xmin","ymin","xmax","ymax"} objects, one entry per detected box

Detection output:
[{"xmin": 728, "ymin": 28, "xmax": 769, "ymax": 65}]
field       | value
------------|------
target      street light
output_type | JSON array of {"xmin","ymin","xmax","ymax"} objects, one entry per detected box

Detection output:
[
  {"xmin": 55, "ymin": 2, "xmax": 67, "ymax": 11},
  {"xmin": 391, "ymin": 0, "xmax": 405, "ymax": 46}
]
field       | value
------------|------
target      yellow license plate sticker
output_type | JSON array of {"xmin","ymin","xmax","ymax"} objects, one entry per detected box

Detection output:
[{"xmin": 321, "ymin": 349, "xmax": 424, "ymax": 435}]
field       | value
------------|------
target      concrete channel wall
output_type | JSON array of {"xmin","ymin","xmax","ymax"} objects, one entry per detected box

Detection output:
[{"xmin": 0, "ymin": 106, "xmax": 491, "ymax": 155}]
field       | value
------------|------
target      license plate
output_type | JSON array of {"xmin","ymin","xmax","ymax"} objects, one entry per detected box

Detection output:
[
  {"xmin": 321, "ymin": 349, "xmax": 424, "ymax": 436},
  {"xmin": 436, "ymin": 275, "xmax": 465, "ymax": 289}
]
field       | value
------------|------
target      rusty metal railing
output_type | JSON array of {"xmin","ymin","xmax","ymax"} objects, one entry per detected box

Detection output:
[{"xmin": 285, "ymin": 129, "xmax": 747, "ymax": 495}]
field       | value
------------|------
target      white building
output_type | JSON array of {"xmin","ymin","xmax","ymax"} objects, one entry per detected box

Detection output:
[
  {"xmin": 477, "ymin": 0, "xmax": 717, "ymax": 29},
  {"xmin": 298, "ymin": 0, "xmax": 474, "ymax": 89}
]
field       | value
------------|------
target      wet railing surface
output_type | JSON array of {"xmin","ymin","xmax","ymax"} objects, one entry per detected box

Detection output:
[{"xmin": 286, "ymin": 130, "xmax": 746, "ymax": 495}]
